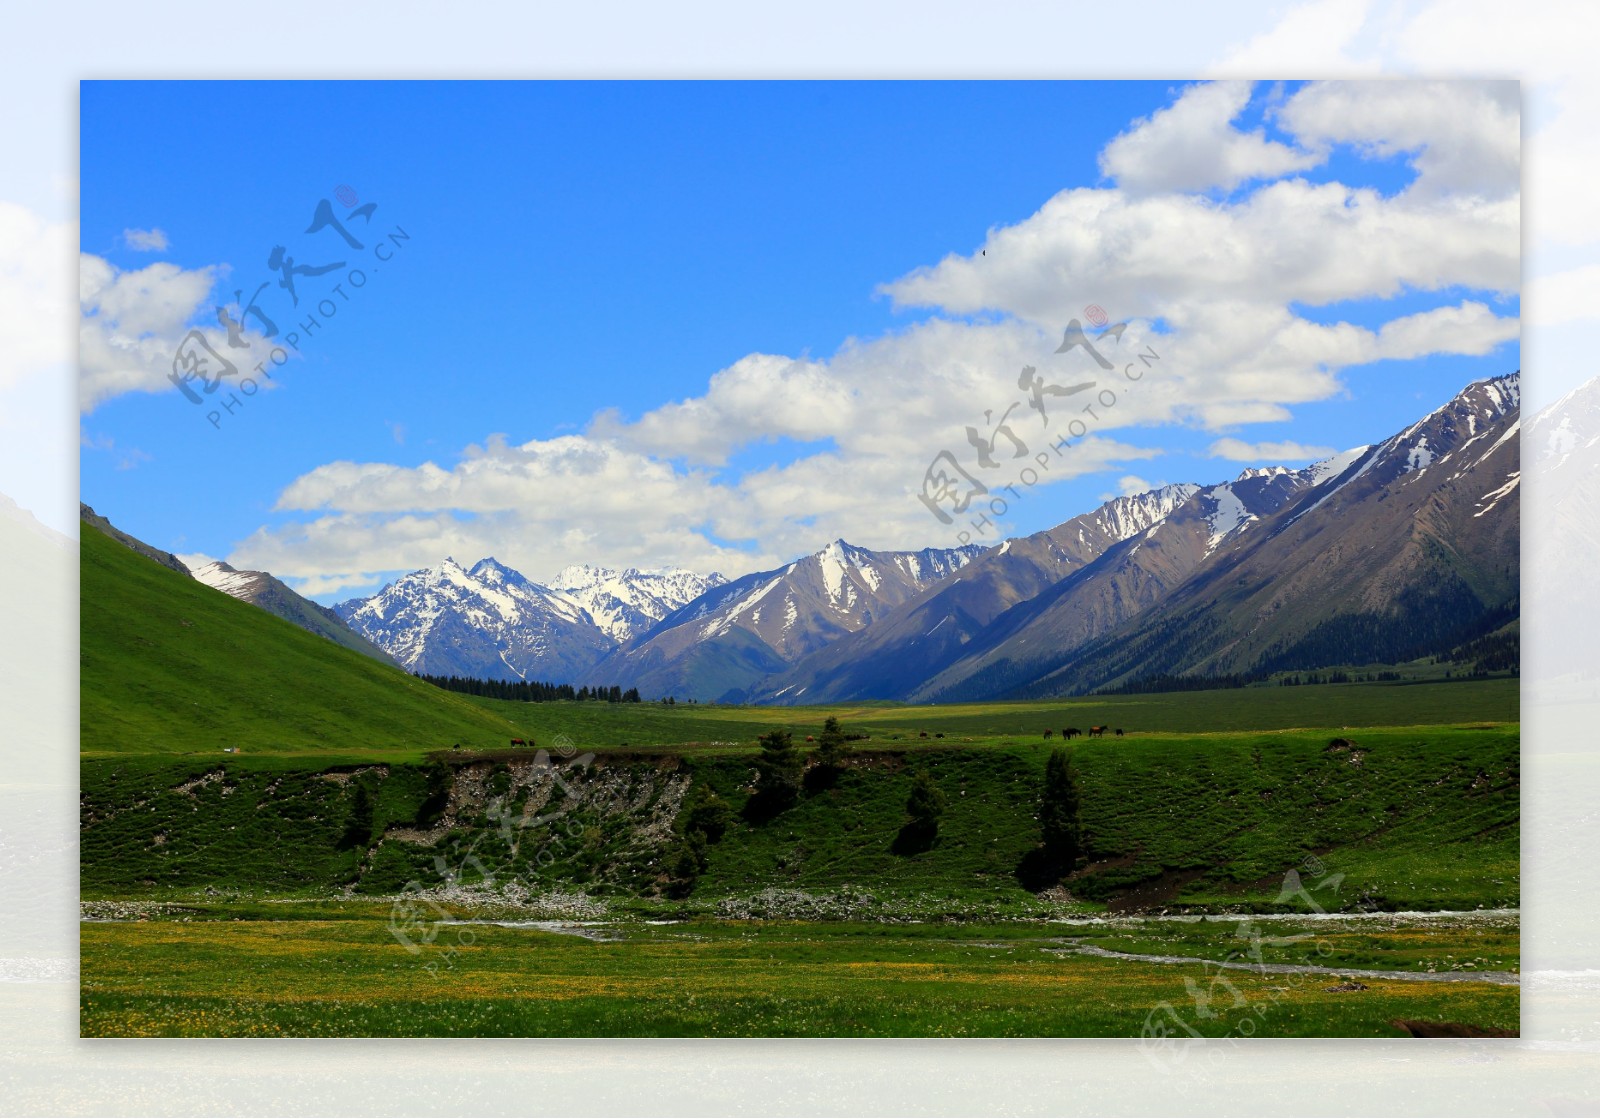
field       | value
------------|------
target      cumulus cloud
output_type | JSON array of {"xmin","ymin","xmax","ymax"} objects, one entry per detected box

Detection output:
[
  {"xmin": 78, "ymin": 252, "xmax": 277, "ymax": 412},
  {"xmin": 1209, "ymin": 438, "xmax": 1337, "ymax": 462},
  {"xmin": 591, "ymin": 353, "xmax": 850, "ymax": 466},
  {"xmin": 1100, "ymin": 80, "xmax": 1321, "ymax": 195},
  {"xmin": 882, "ymin": 180, "xmax": 1516, "ymax": 327},
  {"xmin": 239, "ymin": 420, "xmax": 1166, "ymax": 596},
  {"xmin": 1372, "ymin": 300, "xmax": 1520, "ymax": 360},
  {"xmin": 121, "ymin": 227, "xmax": 169, "ymax": 252},
  {"xmin": 1279, "ymin": 80, "xmax": 1519, "ymax": 199}
]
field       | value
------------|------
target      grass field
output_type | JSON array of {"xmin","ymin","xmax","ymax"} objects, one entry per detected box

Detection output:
[{"xmin": 78, "ymin": 907, "xmax": 1518, "ymax": 1038}]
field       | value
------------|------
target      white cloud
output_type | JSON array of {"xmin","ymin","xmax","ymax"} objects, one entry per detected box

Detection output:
[
  {"xmin": 1372, "ymin": 300, "xmax": 1520, "ymax": 361},
  {"xmin": 591, "ymin": 352, "xmax": 850, "ymax": 467},
  {"xmin": 121, "ymin": 227, "xmax": 169, "ymax": 252},
  {"xmin": 240, "ymin": 419, "xmax": 1167, "ymax": 596},
  {"xmin": 1209, "ymin": 438, "xmax": 1337, "ymax": 462},
  {"xmin": 1279, "ymin": 80, "xmax": 1519, "ymax": 199},
  {"xmin": 78, "ymin": 252, "xmax": 278, "ymax": 412},
  {"xmin": 1100, "ymin": 80, "xmax": 1321, "ymax": 195},
  {"xmin": 883, "ymin": 179, "xmax": 1516, "ymax": 327}
]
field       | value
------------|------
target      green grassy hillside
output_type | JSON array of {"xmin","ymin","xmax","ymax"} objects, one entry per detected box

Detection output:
[
  {"xmin": 80, "ymin": 521, "xmax": 525, "ymax": 758},
  {"xmin": 82, "ymin": 723, "xmax": 1517, "ymax": 912}
]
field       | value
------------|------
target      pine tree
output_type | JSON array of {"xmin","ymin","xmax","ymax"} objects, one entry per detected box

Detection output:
[
  {"xmin": 417, "ymin": 762, "xmax": 453, "ymax": 828},
  {"xmin": 666, "ymin": 829, "xmax": 708, "ymax": 898},
  {"xmin": 815, "ymin": 715, "xmax": 847, "ymax": 770},
  {"xmin": 682, "ymin": 783, "xmax": 731, "ymax": 842},
  {"xmin": 342, "ymin": 782, "xmax": 375, "ymax": 848},
  {"xmin": 753, "ymin": 728, "xmax": 803, "ymax": 812},
  {"xmin": 1039, "ymin": 747, "xmax": 1083, "ymax": 872}
]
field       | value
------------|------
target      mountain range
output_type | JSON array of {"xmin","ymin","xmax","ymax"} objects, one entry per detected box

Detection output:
[
  {"xmin": 332, "ymin": 544, "xmax": 984, "ymax": 697},
  {"xmin": 586, "ymin": 540, "xmax": 986, "ymax": 702},
  {"xmin": 82, "ymin": 371, "xmax": 1523, "ymax": 705},
  {"xmin": 908, "ymin": 373, "xmax": 1520, "ymax": 702}
]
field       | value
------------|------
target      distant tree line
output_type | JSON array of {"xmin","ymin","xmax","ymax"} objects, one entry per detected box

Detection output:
[
  {"xmin": 1441, "ymin": 631, "xmax": 1519, "ymax": 675},
  {"xmin": 415, "ymin": 673, "xmax": 641, "ymax": 703},
  {"xmin": 1097, "ymin": 671, "xmax": 1263, "ymax": 695},
  {"xmin": 1278, "ymin": 670, "xmax": 1402, "ymax": 686}
]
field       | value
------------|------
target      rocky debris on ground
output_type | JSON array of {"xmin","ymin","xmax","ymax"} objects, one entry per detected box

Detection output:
[
  {"xmin": 395, "ymin": 882, "xmax": 611, "ymax": 920},
  {"xmin": 1324, "ymin": 979, "xmax": 1370, "ymax": 992},
  {"xmin": 80, "ymin": 900, "xmax": 193, "ymax": 921},
  {"xmin": 1035, "ymin": 885, "xmax": 1078, "ymax": 904}
]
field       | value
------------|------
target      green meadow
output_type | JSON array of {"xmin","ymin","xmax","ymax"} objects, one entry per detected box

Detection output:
[{"xmin": 79, "ymin": 525, "xmax": 1521, "ymax": 1037}]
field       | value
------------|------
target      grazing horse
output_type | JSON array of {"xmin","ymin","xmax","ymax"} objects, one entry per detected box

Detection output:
[
  {"xmin": 919, "ymin": 731, "xmax": 928, "ymax": 738},
  {"xmin": 1043, "ymin": 729, "xmax": 1054, "ymax": 740},
  {"xmin": 510, "ymin": 738, "xmax": 526, "ymax": 746},
  {"xmin": 1063, "ymin": 728, "xmax": 1080, "ymax": 740},
  {"xmin": 1114, "ymin": 728, "xmax": 1124, "ymax": 737},
  {"xmin": 1088, "ymin": 725, "xmax": 1106, "ymax": 737}
]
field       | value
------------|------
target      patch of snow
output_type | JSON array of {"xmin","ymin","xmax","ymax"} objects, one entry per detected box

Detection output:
[
  {"xmin": 701, "ymin": 576, "xmax": 784, "ymax": 639},
  {"xmin": 1474, "ymin": 472, "xmax": 1520, "ymax": 518},
  {"xmin": 1406, "ymin": 436, "xmax": 1435, "ymax": 473},
  {"xmin": 188, "ymin": 560, "xmax": 261, "ymax": 599},
  {"xmin": 1475, "ymin": 418, "xmax": 1521, "ymax": 468},
  {"xmin": 1205, "ymin": 485, "xmax": 1256, "ymax": 553},
  {"xmin": 818, "ymin": 540, "xmax": 849, "ymax": 604},
  {"xmin": 1302, "ymin": 446, "xmax": 1369, "ymax": 488}
]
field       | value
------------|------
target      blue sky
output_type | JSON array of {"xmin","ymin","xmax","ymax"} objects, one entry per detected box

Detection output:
[{"xmin": 79, "ymin": 80, "xmax": 1521, "ymax": 602}]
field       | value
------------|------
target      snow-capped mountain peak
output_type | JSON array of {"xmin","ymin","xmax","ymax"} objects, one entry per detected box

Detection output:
[
  {"xmin": 1095, "ymin": 483, "xmax": 1203, "ymax": 544},
  {"xmin": 547, "ymin": 562, "xmax": 727, "ymax": 643},
  {"xmin": 336, "ymin": 555, "xmax": 726, "ymax": 676}
]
